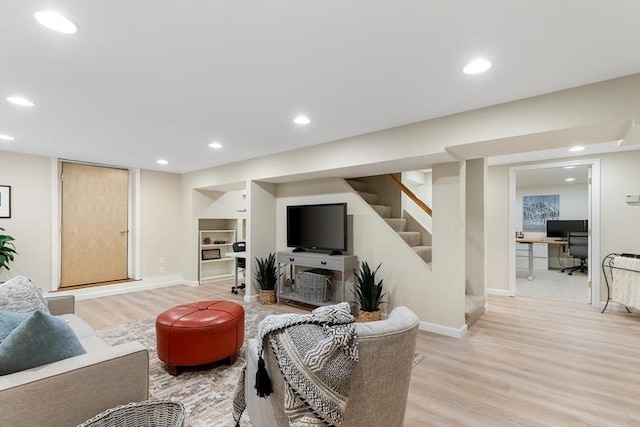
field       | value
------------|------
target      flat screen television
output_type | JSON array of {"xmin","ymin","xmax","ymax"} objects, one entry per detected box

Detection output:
[
  {"xmin": 546, "ymin": 219, "xmax": 588, "ymax": 239},
  {"xmin": 287, "ymin": 203, "xmax": 347, "ymax": 255}
]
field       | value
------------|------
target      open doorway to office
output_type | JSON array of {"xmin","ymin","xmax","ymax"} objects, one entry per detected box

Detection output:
[{"xmin": 508, "ymin": 159, "xmax": 600, "ymax": 306}]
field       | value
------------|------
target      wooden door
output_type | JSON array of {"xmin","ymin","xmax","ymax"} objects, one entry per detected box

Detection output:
[{"xmin": 60, "ymin": 162, "xmax": 129, "ymax": 287}]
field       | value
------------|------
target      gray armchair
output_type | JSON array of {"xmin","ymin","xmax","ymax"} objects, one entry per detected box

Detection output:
[{"xmin": 244, "ymin": 306, "xmax": 419, "ymax": 427}]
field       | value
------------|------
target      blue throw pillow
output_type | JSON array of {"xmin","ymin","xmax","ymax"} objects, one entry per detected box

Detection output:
[
  {"xmin": 0, "ymin": 310, "xmax": 86, "ymax": 376},
  {"xmin": 0, "ymin": 310, "xmax": 29, "ymax": 343}
]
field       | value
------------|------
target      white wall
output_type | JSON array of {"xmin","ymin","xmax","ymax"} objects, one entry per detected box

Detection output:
[
  {"xmin": 0, "ymin": 151, "xmax": 52, "ymax": 287},
  {"xmin": 248, "ymin": 181, "xmax": 278, "ymax": 300},
  {"xmin": 403, "ymin": 170, "xmax": 433, "ymax": 233},
  {"xmin": 139, "ymin": 169, "xmax": 184, "ymax": 279},
  {"xmin": 487, "ymin": 150, "xmax": 640, "ymax": 300},
  {"xmin": 515, "ymin": 183, "xmax": 588, "ymax": 238},
  {"xmin": 274, "ymin": 178, "xmax": 454, "ymax": 330},
  {"xmin": 0, "ymin": 151, "xmax": 185, "ymax": 292}
]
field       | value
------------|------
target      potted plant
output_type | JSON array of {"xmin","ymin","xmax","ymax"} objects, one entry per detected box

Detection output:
[
  {"xmin": 0, "ymin": 227, "xmax": 17, "ymax": 272},
  {"xmin": 255, "ymin": 253, "xmax": 278, "ymax": 305},
  {"xmin": 352, "ymin": 261, "xmax": 385, "ymax": 322}
]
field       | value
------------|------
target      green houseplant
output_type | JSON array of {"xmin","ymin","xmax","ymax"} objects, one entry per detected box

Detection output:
[
  {"xmin": 352, "ymin": 261, "xmax": 385, "ymax": 322},
  {"xmin": 0, "ymin": 227, "xmax": 17, "ymax": 271},
  {"xmin": 255, "ymin": 253, "xmax": 278, "ymax": 304}
]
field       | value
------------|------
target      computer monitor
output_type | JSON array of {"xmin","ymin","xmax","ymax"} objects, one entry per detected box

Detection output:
[{"xmin": 546, "ymin": 220, "xmax": 588, "ymax": 239}]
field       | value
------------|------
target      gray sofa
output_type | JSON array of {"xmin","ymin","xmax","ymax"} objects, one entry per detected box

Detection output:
[
  {"xmin": 0, "ymin": 295, "xmax": 149, "ymax": 427},
  {"xmin": 244, "ymin": 306, "xmax": 419, "ymax": 426}
]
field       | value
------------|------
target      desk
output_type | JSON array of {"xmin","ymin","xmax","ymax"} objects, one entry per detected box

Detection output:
[
  {"xmin": 225, "ymin": 251, "xmax": 246, "ymax": 291},
  {"xmin": 516, "ymin": 238, "xmax": 566, "ymax": 280}
]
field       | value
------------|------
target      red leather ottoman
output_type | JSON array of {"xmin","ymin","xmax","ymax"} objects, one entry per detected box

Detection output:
[{"xmin": 156, "ymin": 300, "xmax": 244, "ymax": 376}]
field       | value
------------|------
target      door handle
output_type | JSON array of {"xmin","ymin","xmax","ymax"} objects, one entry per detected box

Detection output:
[{"xmin": 120, "ymin": 230, "xmax": 127, "ymax": 234}]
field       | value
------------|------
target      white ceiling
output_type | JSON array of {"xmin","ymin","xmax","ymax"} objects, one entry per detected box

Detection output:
[{"xmin": 1, "ymin": 1, "xmax": 639, "ymax": 174}]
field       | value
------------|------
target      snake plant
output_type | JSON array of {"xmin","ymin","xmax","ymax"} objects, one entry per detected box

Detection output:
[
  {"xmin": 255, "ymin": 253, "xmax": 278, "ymax": 291},
  {"xmin": 352, "ymin": 261, "xmax": 385, "ymax": 312}
]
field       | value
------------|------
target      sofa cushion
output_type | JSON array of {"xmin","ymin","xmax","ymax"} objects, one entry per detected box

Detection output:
[
  {"xmin": 0, "ymin": 276, "xmax": 49, "ymax": 314},
  {"xmin": 0, "ymin": 310, "xmax": 86, "ymax": 376},
  {"xmin": 0, "ymin": 310, "xmax": 29, "ymax": 343}
]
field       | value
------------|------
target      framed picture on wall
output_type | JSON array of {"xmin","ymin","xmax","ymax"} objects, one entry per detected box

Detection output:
[
  {"xmin": 523, "ymin": 194, "xmax": 559, "ymax": 232},
  {"xmin": 0, "ymin": 185, "xmax": 11, "ymax": 218}
]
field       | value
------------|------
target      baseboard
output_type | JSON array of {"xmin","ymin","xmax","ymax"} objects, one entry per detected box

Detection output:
[
  {"xmin": 599, "ymin": 301, "xmax": 640, "ymax": 313},
  {"xmin": 244, "ymin": 294, "xmax": 259, "ymax": 303},
  {"xmin": 488, "ymin": 288, "xmax": 512, "ymax": 296},
  {"xmin": 419, "ymin": 320, "xmax": 467, "ymax": 338},
  {"xmin": 45, "ymin": 276, "xmax": 190, "ymax": 300}
]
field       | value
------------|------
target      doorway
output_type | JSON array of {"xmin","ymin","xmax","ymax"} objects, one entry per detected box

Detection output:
[
  {"xmin": 509, "ymin": 159, "xmax": 600, "ymax": 307},
  {"xmin": 60, "ymin": 162, "xmax": 129, "ymax": 288}
]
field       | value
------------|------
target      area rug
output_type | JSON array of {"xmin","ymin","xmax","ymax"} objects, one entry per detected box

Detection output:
[{"xmin": 98, "ymin": 305, "xmax": 424, "ymax": 426}]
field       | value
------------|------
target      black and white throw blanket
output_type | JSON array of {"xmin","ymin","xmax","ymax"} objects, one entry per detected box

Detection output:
[{"xmin": 233, "ymin": 302, "xmax": 358, "ymax": 426}]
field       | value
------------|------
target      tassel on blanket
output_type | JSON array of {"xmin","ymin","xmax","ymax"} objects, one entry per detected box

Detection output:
[{"xmin": 255, "ymin": 356, "xmax": 273, "ymax": 397}]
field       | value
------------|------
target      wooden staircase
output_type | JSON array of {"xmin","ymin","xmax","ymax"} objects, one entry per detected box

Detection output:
[
  {"xmin": 349, "ymin": 176, "xmax": 485, "ymax": 328},
  {"xmin": 348, "ymin": 180, "xmax": 432, "ymax": 263}
]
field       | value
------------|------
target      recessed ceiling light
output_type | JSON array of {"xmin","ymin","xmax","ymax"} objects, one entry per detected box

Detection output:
[
  {"xmin": 34, "ymin": 10, "xmax": 78, "ymax": 34},
  {"xmin": 564, "ymin": 165, "xmax": 576, "ymax": 169},
  {"xmin": 157, "ymin": 159, "xmax": 169, "ymax": 165},
  {"xmin": 208, "ymin": 142, "xmax": 223, "ymax": 149},
  {"xmin": 6, "ymin": 96, "xmax": 35, "ymax": 107},
  {"xmin": 565, "ymin": 178, "xmax": 576, "ymax": 182},
  {"xmin": 463, "ymin": 59, "xmax": 492, "ymax": 75},
  {"xmin": 293, "ymin": 115, "xmax": 311, "ymax": 125},
  {"xmin": 569, "ymin": 146, "xmax": 585, "ymax": 152},
  {"xmin": 0, "ymin": 134, "xmax": 15, "ymax": 141}
]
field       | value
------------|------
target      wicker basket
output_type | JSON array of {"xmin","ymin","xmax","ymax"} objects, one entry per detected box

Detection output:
[
  {"xmin": 358, "ymin": 310, "xmax": 382, "ymax": 322},
  {"xmin": 296, "ymin": 269, "xmax": 333, "ymax": 303},
  {"xmin": 77, "ymin": 400, "xmax": 185, "ymax": 427},
  {"xmin": 259, "ymin": 289, "xmax": 277, "ymax": 305}
]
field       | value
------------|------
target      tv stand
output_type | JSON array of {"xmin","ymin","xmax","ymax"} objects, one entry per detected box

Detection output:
[
  {"xmin": 292, "ymin": 247, "xmax": 306, "ymax": 253},
  {"xmin": 329, "ymin": 250, "xmax": 343, "ymax": 256},
  {"xmin": 276, "ymin": 251, "xmax": 358, "ymax": 307}
]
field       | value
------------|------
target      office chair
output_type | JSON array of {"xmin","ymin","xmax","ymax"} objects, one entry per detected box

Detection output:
[
  {"xmin": 562, "ymin": 231, "xmax": 588, "ymax": 275},
  {"xmin": 231, "ymin": 241, "xmax": 246, "ymax": 294}
]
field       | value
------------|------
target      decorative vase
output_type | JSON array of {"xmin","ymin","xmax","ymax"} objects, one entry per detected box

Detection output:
[
  {"xmin": 358, "ymin": 309, "xmax": 381, "ymax": 322},
  {"xmin": 259, "ymin": 290, "xmax": 277, "ymax": 305}
]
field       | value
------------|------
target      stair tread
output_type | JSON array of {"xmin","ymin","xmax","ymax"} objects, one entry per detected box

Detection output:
[{"xmin": 384, "ymin": 218, "xmax": 407, "ymax": 232}]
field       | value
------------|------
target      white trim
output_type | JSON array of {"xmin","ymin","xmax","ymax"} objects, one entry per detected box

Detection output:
[
  {"xmin": 508, "ymin": 158, "xmax": 601, "ymax": 307},
  {"xmin": 131, "ymin": 168, "xmax": 141, "ymax": 280},
  {"xmin": 488, "ymin": 288, "xmax": 512, "ymax": 296},
  {"xmin": 244, "ymin": 294, "xmax": 259, "ymax": 303},
  {"xmin": 50, "ymin": 158, "xmax": 60, "ymax": 291},
  {"xmin": 600, "ymin": 301, "xmax": 640, "ymax": 313},
  {"xmin": 419, "ymin": 320, "xmax": 467, "ymax": 338},
  {"xmin": 44, "ymin": 276, "xmax": 196, "ymax": 301}
]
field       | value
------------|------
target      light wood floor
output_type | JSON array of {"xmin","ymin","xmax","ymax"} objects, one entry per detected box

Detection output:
[{"xmin": 77, "ymin": 281, "xmax": 640, "ymax": 426}]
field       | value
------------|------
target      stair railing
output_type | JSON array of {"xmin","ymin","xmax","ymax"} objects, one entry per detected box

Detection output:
[{"xmin": 386, "ymin": 174, "xmax": 432, "ymax": 217}]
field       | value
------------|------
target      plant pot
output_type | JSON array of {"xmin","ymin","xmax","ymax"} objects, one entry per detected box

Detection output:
[
  {"xmin": 259, "ymin": 290, "xmax": 277, "ymax": 305},
  {"xmin": 358, "ymin": 309, "xmax": 381, "ymax": 322}
]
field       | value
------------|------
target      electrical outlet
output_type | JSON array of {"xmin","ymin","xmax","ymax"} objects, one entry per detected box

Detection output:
[{"xmin": 159, "ymin": 265, "xmax": 165, "ymax": 273}]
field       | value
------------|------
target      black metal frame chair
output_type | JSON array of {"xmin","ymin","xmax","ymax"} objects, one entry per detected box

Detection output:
[{"xmin": 231, "ymin": 241, "xmax": 246, "ymax": 294}]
